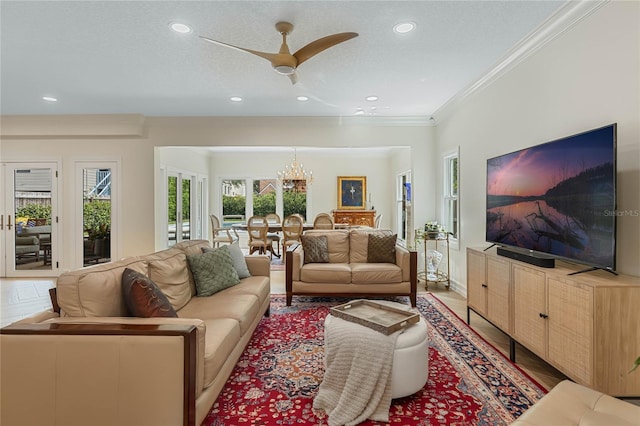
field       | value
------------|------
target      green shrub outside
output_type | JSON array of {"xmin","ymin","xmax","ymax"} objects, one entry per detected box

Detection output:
[
  {"xmin": 83, "ymin": 200, "xmax": 111, "ymax": 239},
  {"xmin": 223, "ymin": 191, "xmax": 307, "ymax": 220},
  {"xmin": 16, "ymin": 204, "xmax": 52, "ymax": 224}
]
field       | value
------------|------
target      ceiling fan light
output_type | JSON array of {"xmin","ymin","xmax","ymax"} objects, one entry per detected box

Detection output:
[{"xmin": 274, "ymin": 65, "xmax": 295, "ymax": 75}]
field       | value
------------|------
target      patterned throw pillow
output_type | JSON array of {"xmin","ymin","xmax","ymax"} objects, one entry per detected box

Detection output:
[
  {"xmin": 203, "ymin": 242, "xmax": 251, "ymax": 279},
  {"xmin": 187, "ymin": 245, "xmax": 240, "ymax": 297},
  {"xmin": 301, "ymin": 234, "xmax": 330, "ymax": 264},
  {"xmin": 367, "ymin": 233, "xmax": 397, "ymax": 263},
  {"xmin": 121, "ymin": 268, "xmax": 178, "ymax": 318}
]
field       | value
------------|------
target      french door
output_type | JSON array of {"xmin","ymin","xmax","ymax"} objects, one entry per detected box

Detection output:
[
  {"xmin": 166, "ymin": 170, "xmax": 206, "ymax": 248},
  {"xmin": 76, "ymin": 161, "xmax": 118, "ymax": 268},
  {"xmin": 1, "ymin": 162, "xmax": 59, "ymax": 277}
]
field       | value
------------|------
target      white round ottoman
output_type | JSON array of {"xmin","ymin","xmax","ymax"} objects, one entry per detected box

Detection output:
[{"xmin": 324, "ymin": 305, "xmax": 429, "ymax": 399}]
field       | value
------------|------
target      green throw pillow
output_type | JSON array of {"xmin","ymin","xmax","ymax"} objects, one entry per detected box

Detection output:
[
  {"xmin": 187, "ymin": 245, "xmax": 240, "ymax": 297},
  {"xmin": 203, "ymin": 242, "xmax": 251, "ymax": 279},
  {"xmin": 301, "ymin": 234, "xmax": 329, "ymax": 264},
  {"xmin": 367, "ymin": 233, "xmax": 397, "ymax": 263}
]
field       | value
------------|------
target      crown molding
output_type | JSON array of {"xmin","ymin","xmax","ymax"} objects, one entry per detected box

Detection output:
[{"xmin": 433, "ymin": 0, "xmax": 609, "ymax": 123}]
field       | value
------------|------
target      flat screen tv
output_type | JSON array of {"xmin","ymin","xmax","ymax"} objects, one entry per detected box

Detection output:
[{"xmin": 486, "ymin": 123, "xmax": 617, "ymax": 273}]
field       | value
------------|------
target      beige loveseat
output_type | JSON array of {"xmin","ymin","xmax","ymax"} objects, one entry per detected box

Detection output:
[
  {"xmin": 511, "ymin": 380, "xmax": 640, "ymax": 425},
  {"xmin": 0, "ymin": 240, "xmax": 270, "ymax": 426},
  {"xmin": 285, "ymin": 229, "xmax": 417, "ymax": 306}
]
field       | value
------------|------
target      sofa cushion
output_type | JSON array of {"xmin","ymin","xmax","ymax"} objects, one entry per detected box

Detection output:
[
  {"xmin": 301, "ymin": 234, "xmax": 330, "ymax": 263},
  {"xmin": 146, "ymin": 249, "xmax": 192, "ymax": 311},
  {"xmin": 300, "ymin": 263, "xmax": 352, "ymax": 283},
  {"xmin": 350, "ymin": 229, "xmax": 393, "ymax": 263},
  {"xmin": 178, "ymin": 292, "xmax": 261, "ymax": 335},
  {"xmin": 201, "ymin": 318, "xmax": 242, "ymax": 389},
  {"xmin": 367, "ymin": 233, "xmax": 397, "ymax": 263},
  {"xmin": 305, "ymin": 230, "xmax": 350, "ymax": 263},
  {"xmin": 351, "ymin": 263, "xmax": 403, "ymax": 284},
  {"xmin": 187, "ymin": 245, "xmax": 240, "ymax": 297},
  {"xmin": 56, "ymin": 256, "xmax": 148, "ymax": 317},
  {"xmin": 204, "ymin": 242, "xmax": 250, "ymax": 279},
  {"xmin": 121, "ymin": 268, "xmax": 178, "ymax": 318}
]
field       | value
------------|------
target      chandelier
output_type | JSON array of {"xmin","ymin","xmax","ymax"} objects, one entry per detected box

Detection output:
[{"xmin": 277, "ymin": 149, "xmax": 313, "ymax": 189}]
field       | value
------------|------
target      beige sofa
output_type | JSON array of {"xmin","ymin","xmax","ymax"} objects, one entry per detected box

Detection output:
[
  {"xmin": 285, "ymin": 229, "xmax": 417, "ymax": 306},
  {"xmin": 511, "ymin": 380, "xmax": 640, "ymax": 425},
  {"xmin": 0, "ymin": 240, "xmax": 270, "ymax": 426}
]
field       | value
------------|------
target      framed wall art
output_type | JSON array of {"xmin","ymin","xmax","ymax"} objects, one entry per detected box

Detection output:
[{"xmin": 337, "ymin": 176, "xmax": 366, "ymax": 209}]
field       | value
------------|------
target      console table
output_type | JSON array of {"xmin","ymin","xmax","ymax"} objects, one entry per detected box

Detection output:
[
  {"xmin": 466, "ymin": 246, "xmax": 640, "ymax": 396},
  {"xmin": 332, "ymin": 210, "xmax": 375, "ymax": 227}
]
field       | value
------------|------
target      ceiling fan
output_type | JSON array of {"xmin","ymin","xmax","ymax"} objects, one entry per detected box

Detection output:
[{"xmin": 200, "ymin": 22, "xmax": 358, "ymax": 84}]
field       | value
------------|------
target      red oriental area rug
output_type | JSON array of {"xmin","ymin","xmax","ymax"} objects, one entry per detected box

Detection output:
[{"xmin": 202, "ymin": 294, "xmax": 546, "ymax": 425}]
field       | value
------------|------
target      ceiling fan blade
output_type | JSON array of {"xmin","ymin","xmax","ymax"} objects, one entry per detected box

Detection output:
[
  {"xmin": 293, "ymin": 32, "xmax": 358, "ymax": 66},
  {"xmin": 200, "ymin": 36, "xmax": 279, "ymax": 63}
]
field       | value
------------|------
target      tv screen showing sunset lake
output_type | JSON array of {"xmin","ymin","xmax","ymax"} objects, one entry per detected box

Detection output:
[{"xmin": 486, "ymin": 124, "xmax": 616, "ymax": 269}]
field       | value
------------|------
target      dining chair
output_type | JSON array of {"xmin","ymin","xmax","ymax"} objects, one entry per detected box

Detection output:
[
  {"xmin": 313, "ymin": 213, "xmax": 334, "ymax": 229},
  {"xmin": 265, "ymin": 213, "xmax": 282, "ymax": 256},
  {"xmin": 210, "ymin": 214, "xmax": 239, "ymax": 247},
  {"xmin": 282, "ymin": 214, "xmax": 304, "ymax": 262},
  {"xmin": 247, "ymin": 216, "xmax": 274, "ymax": 258}
]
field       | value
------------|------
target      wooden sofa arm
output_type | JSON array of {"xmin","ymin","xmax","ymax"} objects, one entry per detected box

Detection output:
[{"xmin": 1, "ymin": 322, "xmax": 198, "ymax": 426}]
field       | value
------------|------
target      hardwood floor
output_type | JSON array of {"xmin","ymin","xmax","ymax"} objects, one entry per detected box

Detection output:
[{"xmin": 1, "ymin": 271, "xmax": 567, "ymax": 392}]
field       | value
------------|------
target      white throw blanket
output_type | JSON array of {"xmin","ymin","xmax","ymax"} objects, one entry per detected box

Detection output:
[{"xmin": 313, "ymin": 315, "xmax": 400, "ymax": 426}]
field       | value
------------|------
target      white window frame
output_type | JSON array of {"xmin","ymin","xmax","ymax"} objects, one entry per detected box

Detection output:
[{"xmin": 442, "ymin": 148, "xmax": 459, "ymax": 250}]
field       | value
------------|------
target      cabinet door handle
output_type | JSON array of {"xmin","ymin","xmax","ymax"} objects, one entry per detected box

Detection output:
[
  {"xmin": 481, "ymin": 283, "xmax": 488, "ymax": 288},
  {"xmin": 0, "ymin": 214, "xmax": 3, "ymax": 230},
  {"xmin": 6, "ymin": 215, "xmax": 12, "ymax": 231},
  {"xmin": 539, "ymin": 313, "xmax": 548, "ymax": 319}
]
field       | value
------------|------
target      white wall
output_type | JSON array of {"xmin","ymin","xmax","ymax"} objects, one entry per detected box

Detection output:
[
  {"xmin": 436, "ymin": 0, "xmax": 640, "ymax": 283},
  {"xmin": 1, "ymin": 116, "xmax": 433, "ymax": 274}
]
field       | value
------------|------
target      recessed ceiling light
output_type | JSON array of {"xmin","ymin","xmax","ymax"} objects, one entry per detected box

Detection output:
[
  {"xmin": 42, "ymin": 96, "xmax": 58, "ymax": 102},
  {"xmin": 393, "ymin": 22, "xmax": 416, "ymax": 34},
  {"xmin": 366, "ymin": 96, "xmax": 378, "ymax": 102},
  {"xmin": 169, "ymin": 22, "xmax": 192, "ymax": 34},
  {"xmin": 297, "ymin": 96, "xmax": 309, "ymax": 101},
  {"xmin": 354, "ymin": 109, "xmax": 365, "ymax": 116},
  {"xmin": 230, "ymin": 96, "xmax": 243, "ymax": 102}
]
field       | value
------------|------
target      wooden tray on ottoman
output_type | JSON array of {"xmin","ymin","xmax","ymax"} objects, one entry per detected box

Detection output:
[{"xmin": 329, "ymin": 300, "xmax": 419, "ymax": 335}]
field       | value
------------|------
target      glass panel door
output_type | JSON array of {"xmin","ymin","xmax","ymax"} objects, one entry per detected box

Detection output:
[
  {"xmin": 82, "ymin": 168, "xmax": 112, "ymax": 266},
  {"xmin": 167, "ymin": 175, "xmax": 178, "ymax": 247},
  {"xmin": 166, "ymin": 172, "xmax": 194, "ymax": 247},
  {"xmin": 1, "ymin": 162, "xmax": 58, "ymax": 277}
]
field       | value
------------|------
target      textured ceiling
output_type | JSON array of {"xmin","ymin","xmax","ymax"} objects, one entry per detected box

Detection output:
[{"xmin": 1, "ymin": 1, "xmax": 567, "ymax": 118}]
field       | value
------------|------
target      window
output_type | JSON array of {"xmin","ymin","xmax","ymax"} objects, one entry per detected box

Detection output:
[
  {"xmin": 396, "ymin": 172, "xmax": 411, "ymax": 244},
  {"xmin": 221, "ymin": 179, "xmax": 246, "ymax": 226},
  {"xmin": 443, "ymin": 149, "xmax": 459, "ymax": 243},
  {"xmin": 253, "ymin": 179, "xmax": 277, "ymax": 216},
  {"xmin": 282, "ymin": 180, "xmax": 308, "ymax": 221}
]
